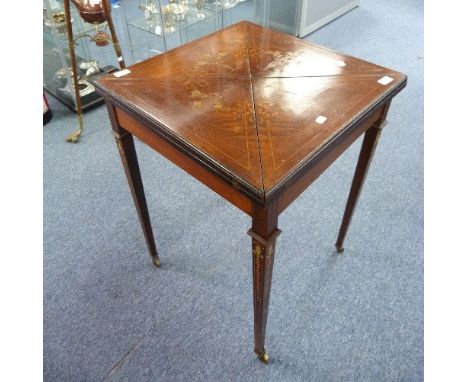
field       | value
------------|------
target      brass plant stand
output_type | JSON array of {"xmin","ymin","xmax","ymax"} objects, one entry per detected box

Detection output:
[{"xmin": 63, "ymin": 0, "xmax": 126, "ymax": 143}]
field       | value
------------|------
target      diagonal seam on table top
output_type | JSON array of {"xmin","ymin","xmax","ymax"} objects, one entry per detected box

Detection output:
[{"xmin": 246, "ymin": 22, "xmax": 266, "ymax": 200}]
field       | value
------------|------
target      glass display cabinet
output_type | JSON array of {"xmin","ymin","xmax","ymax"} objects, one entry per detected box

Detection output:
[
  {"xmin": 120, "ymin": 0, "xmax": 224, "ymax": 63},
  {"xmin": 43, "ymin": 0, "xmax": 124, "ymax": 112}
]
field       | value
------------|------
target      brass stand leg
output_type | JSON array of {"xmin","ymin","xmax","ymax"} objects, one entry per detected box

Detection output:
[
  {"xmin": 112, "ymin": 129, "xmax": 160, "ymax": 267},
  {"xmin": 102, "ymin": 0, "xmax": 127, "ymax": 69},
  {"xmin": 335, "ymin": 112, "xmax": 389, "ymax": 253},
  {"xmin": 248, "ymin": 205, "xmax": 280, "ymax": 364},
  {"xmin": 64, "ymin": 0, "xmax": 84, "ymax": 143}
]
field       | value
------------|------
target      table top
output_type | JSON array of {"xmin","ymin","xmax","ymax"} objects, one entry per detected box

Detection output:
[{"xmin": 96, "ymin": 21, "xmax": 406, "ymax": 201}]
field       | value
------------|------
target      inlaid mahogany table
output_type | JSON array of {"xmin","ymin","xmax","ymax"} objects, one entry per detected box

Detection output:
[{"xmin": 95, "ymin": 21, "xmax": 406, "ymax": 364}]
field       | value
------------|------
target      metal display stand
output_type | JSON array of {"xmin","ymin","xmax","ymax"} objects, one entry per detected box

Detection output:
[{"xmin": 63, "ymin": 0, "xmax": 126, "ymax": 142}]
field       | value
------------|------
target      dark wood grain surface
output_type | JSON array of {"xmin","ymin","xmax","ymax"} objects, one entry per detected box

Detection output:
[{"xmin": 95, "ymin": 21, "xmax": 406, "ymax": 203}]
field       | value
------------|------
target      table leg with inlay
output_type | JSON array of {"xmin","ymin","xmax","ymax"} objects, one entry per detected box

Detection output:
[
  {"xmin": 247, "ymin": 204, "xmax": 281, "ymax": 364},
  {"xmin": 107, "ymin": 102, "xmax": 161, "ymax": 268},
  {"xmin": 335, "ymin": 102, "xmax": 391, "ymax": 253}
]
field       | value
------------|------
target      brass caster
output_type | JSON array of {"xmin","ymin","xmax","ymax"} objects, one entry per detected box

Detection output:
[
  {"xmin": 66, "ymin": 131, "xmax": 81, "ymax": 143},
  {"xmin": 152, "ymin": 257, "xmax": 161, "ymax": 268},
  {"xmin": 257, "ymin": 350, "xmax": 269, "ymax": 364},
  {"xmin": 335, "ymin": 244, "xmax": 344, "ymax": 253}
]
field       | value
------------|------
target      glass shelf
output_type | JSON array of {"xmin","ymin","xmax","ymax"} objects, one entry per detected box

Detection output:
[
  {"xmin": 120, "ymin": 0, "xmax": 222, "ymax": 62},
  {"xmin": 128, "ymin": 4, "xmax": 217, "ymax": 37}
]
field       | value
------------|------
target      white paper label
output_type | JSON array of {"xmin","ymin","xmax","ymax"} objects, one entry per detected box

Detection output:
[
  {"xmin": 113, "ymin": 69, "xmax": 131, "ymax": 77},
  {"xmin": 90, "ymin": 0, "xmax": 101, "ymax": 5},
  {"xmin": 117, "ymin": 56, "xmax": 123, "ymax": 62},
  {"xmin": 315, "ymin": 115, "xmax": 328, "ymax": 124},
  {"xmin": 378, "ymin": 76, "xmax": 394, "ymax": 85}
]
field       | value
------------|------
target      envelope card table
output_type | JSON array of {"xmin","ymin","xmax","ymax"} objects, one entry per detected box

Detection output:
[{"xmin": 95, "ymin": 21, "xmax": 407, "ymax": 363}]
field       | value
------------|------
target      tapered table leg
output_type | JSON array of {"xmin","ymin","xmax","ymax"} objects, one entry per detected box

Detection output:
[
  {"xmin": 335, "ymin": 114, "xmax": 388, "ymax": 253},
  {"xmin": 248, "ymin": 205, "xmax": 281, "ymax": 364},
  {"xmin": 113, "ymin": 130, "xmax": 160, "ymax": 267}
]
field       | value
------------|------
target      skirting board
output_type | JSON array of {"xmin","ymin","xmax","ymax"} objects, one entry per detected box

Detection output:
[{"xmin": 299, "ymin": 0, "xmax": 360, "ymax": 38}]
